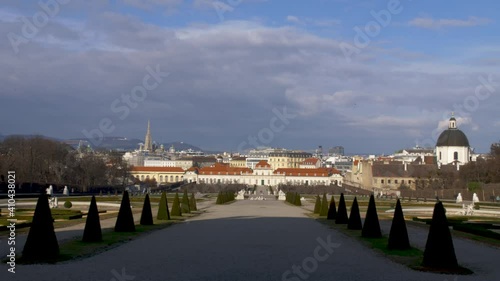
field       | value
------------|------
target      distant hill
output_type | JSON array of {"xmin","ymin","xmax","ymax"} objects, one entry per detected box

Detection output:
[{"xmin": 69, "ymin": 137, "xmax": 205, "ymax": 152}]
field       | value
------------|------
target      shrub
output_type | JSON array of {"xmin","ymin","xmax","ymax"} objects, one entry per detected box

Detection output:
[
  {"xmin": 294, "ymin": 192, "xmax": 301, "ymax": 206},
  {"xmin": 387, "ymin": 199, "xmax": 410, "ymax": 250},
  {"xmin": 114, "ymin": 191, "xmax": 136, "ymax": 232},
  {"xmin": 313, "ymin": 195, "xmax": 321, "ymax": 214},
  {"xmin": 171, "ymin": 193, "xmax": 182, "ymax": 216},
  {"xmin": 82, "ymin": 195, "xmax": 102, "ymax": 242},
  {"xmin": 335, "ymin": 193, "xmax": 348, "ymax": 224},
  {"xmin": 422, "ymin": 202, "xmax": 458, "ymax": 269},
  {"xmin": 157, "ymin": 191, "xmax": 171, "ymax": 220},
  {"xmin": 181, "ymin": 190, "xmax": 191, "ymax": 214},
  {"xmin": 22, "ymin": 193, "xmax": 59, "ymax": 262},
  {"xmin": 64, "ymin": 200, "xmax": 72, "ymax": 209},
  {"xmin": 347, "ymin": 197, "xmax": 362, "ymax": 230},
  {"xmin": 190, "ymin": 193, "xmax": 197, "ymax": 211},
  {"xmin": 319, "ymin": 194, "xmax": 329, "ymax": 216},
  {"xmin": 327, "ymin": 195, "xmax": 337, "ymax": 220},
  {"xmin": 361, "ymin": 195, "xmax": 382, "ymax": 238},
  {"xmin": 140, "ymin": 194, "xmax": 154, "ymax": 225}
]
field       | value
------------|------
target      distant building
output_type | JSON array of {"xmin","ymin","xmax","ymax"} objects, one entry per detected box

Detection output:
[
  {"xmin": 436, "ymin": 115, "xmax": 472, "ymax": 166},
  {"xmin": 130, "ymin": 166, "xmax": 185, "ymax": 183},
  {"xmin": 183, "ymin": 161, "xmax": 342, "ymax": 186},
  {"xmin": 299, "ymin": 158, "xmax": 321, "ymax": 169},
  {"xmin": 329, "ymin": 146, "xmax": 344, "ymax": 156},
  {"xmin": 268, "ymin": 150, "xmax": 312, "ymax": 170}
]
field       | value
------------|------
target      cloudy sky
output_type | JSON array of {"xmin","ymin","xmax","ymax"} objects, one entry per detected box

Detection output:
[{"xmin": 1, "ymin": 0, "xmax": 499, "ymax": 154}]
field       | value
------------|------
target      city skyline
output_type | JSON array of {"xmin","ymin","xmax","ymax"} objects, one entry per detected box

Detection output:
[{"xmin": 1, "ymin": 1, "xmax": 499, "ymax": 153}]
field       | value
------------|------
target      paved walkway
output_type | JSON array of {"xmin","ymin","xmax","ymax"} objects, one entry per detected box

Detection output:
[{"xmin": 1, "ymin": 200, "xmax": 499, "ymax": 280}]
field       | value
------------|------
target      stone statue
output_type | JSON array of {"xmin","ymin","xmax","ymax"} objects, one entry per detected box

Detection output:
[{"xmin": 456, "ymin": 193, "xmax": 462, "ymax": 203}]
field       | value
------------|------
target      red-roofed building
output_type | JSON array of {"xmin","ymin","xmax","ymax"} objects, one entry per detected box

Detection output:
[{"xmin": 299, "ymin": 158, "xmax": 321, "ymax": 169}]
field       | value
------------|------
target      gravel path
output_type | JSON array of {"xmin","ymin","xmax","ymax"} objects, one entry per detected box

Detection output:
[{"xmin": 1, "ymin": 200, "xmax": 499, "ymax": 280}]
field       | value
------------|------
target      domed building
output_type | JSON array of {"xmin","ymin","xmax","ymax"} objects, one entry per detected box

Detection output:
[{"xmin": 436, "ymin": 115, "xmax": 472, "ymax": 165}]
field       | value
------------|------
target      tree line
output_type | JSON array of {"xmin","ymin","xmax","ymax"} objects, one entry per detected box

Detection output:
[{"xmin": 0, "ymin": 136, "xmax": 130, "ymax": 192}]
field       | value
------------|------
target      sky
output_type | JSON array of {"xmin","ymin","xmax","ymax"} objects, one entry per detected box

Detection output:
[{"xmin": 1, "ymin": 0, "xmax": 499, "ymax": 154}]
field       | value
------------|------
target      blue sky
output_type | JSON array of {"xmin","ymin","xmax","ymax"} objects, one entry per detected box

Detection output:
[{"xmin": 1, "ymin": 0, "xmax": 499, "ymax": 154}]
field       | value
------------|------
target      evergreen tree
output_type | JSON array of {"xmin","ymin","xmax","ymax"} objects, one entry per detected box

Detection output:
[
  {"xmin": 190, "ymin": 193, "xmax": 197, "ymax": 211},
  {"xmin": 362, "ymin": 195, "xmax": 382, "ymax": 238},
  {"xmin": 388, "ymin": 199, "xmax": 410, "ymax": 250},
  {"xmin": 319, "ymin": 193, "xmax": 329, "ymax": 216},
  {"xmin": 313, "ymin": 195, "xmax": 321, "ymax": 214},
  {"xmin": 327, "ymin": 195, "xmax": 337, "ymax": 220},
  {"xmin": 22, "ymin": 193, "xmax": 59, "ymax": 262},
  {"xmin": 181, "ymin": 190, "xmax": 191, "ymax": 213},
  {"xmin": 157, "ymin": 191, "xmax": 171, "ymax": 220},
  {"xmin": 335, "ymin": 193, "xmax": 348, "ymax": 224},
  {"xmin": 422, "ymin": 201, "xmax": 458, "ymax": 269},
  {"xmin": 347, "ymin": 197, "xmax": 362, "ymax": 230},
  {"xmin": 140, "ymin": 194, "xmax": 154, "ymax": 225},
  {"xmin": 82, "ymin": 195, "xmax": 103, "ymax": 242},
  {"xmin": 294, "ymin": 193, "xmax": 301, "ymax": 206},
  {"xmin": 114, "ymin": 191, "xmax": 136, "ymax": 232},
  {"xmin": 171, "ymin": 192, "xmax": 182, "ymax": 216}
]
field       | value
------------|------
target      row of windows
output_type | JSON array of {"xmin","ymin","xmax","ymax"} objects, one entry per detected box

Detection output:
[
  {"xmin": 438, "ymin": 151, "xmax": 459, "ymax": 160},
  {"xmin": 135, "ymin": 175, "xmax": 182, "ymax": 182},
  {"xmin": 374, "ymin": 179, "xmax": 412, "ymax": 185}
]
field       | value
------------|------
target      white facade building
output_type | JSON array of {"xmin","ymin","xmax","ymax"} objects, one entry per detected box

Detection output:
[{"xmin": 436, "ymin": 116, "xmax": 472, "ymax": 166}]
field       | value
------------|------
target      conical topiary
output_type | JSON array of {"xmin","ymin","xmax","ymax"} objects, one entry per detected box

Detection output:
[
  {"xmin": 181, "ymin": 190, "xmax": 191, "ymax": 213},
  {"xmin": 157, "ymin": 191, "xmax": 171, "ymax": 220},
  {"xmin": 22, "ymin": 193, "xmax": 59, "ymax": 262},
  {"xmin": 171, "ymin": 192, "xmax": 182, "ymax": 216},
  {"xmin": 335, "ymin": 193, "xmax": 348, "ymax": 224},
  {"xmin": 327, "ymin": 195, "xmax": 337, "ymax": 220},
  {"xmin": 362, "ymin": 194, "xmax": 382, "ymax": 238},
  {"xmin": 294, "ymin": 193, "xmax": 301, "ymax": 206},
  {"xmin": 82, "ymin": 195, "xmax": 102, "ymax": 242},
  {"xmin": 114, "ymin": 191, "xmax": 136, "ymax": 232},
  {"xmin": 388, "ymin": 199, "xmax": 410, "ymax": 250},
  {"xmin": 422, "ymin": 201, "xmax": 458, "ymax": 269},
  {"xmin": 190, "ymin": 193, "xmax": 197, "ymax": 211},
  {"xmin": 319, "ymin": 194, "xmax": 329, "ymax": 216},
  {"xmin": 216, "ymin": 191, "xmax": 222, "ymax": 204},
  {"xmin": 313, "ymin": 195, "xmax": 321, "ymax": 214},
  {"xmin": 140, "ymin": 194, "xmax": 153, "ymax": 225},
  {"xmin": 347, "ymin": 197, "xmax": 362, "ymax": 230}
]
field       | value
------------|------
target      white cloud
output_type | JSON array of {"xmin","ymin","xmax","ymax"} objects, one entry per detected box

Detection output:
[
  {"xmin": 286, "ymin": 15, "xmax": 340, "ymax": 27},
  {"xmin": 409, "ymin": 16, "xmax": 492, "ymax": 29}
]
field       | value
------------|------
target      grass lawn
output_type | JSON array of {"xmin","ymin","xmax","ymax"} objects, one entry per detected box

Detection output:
[{"xmin": 313, "ymin": 215, "xmax": 473, "ymax": 275}]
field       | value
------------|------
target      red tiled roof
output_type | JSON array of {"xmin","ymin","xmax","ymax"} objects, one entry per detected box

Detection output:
[
  {"xmin": 131, "ymin": 167, "xmax": 185, "ymax": 173},
  {"xmin": 199, "ymin": 163, "xmax": 252, "ymax": 175},
  {"xmin": 255, "ymin": 160, "xmax": 271, "ymax": 168},
  {"xmin": 301, "ymin": 158, "xmax": 320, "ymax": 165},
  {"xmin": 273, "ymin": 168, "xmax": 333, "ymax": 177}
]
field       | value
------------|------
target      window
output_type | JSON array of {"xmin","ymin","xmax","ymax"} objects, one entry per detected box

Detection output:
[
  {"xmin": 454, "ymin": 151, "xmax": 458, "ymax": 160},
  {"xmin": 381, "ymin": 179, "xmax": 384, "ymax": 184},
  {"xmin": 388, "ymin": 180, "xmax": 391, "ymax": 184},
  {"xmin": 439, "ymin": 152, "xmax": 442, "ymax": 160},
  {"xmin": 401, "ymin": 180, "xmax": 404, "ymax": 184},
  {"xmin": 395, "ymin": 180, "xmax": 398, "ymax": 184}
]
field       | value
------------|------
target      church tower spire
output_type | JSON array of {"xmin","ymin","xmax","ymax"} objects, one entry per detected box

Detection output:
[{"xmin": 144, "ymin": 120, "xmax": 153, "ymax": 152}]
